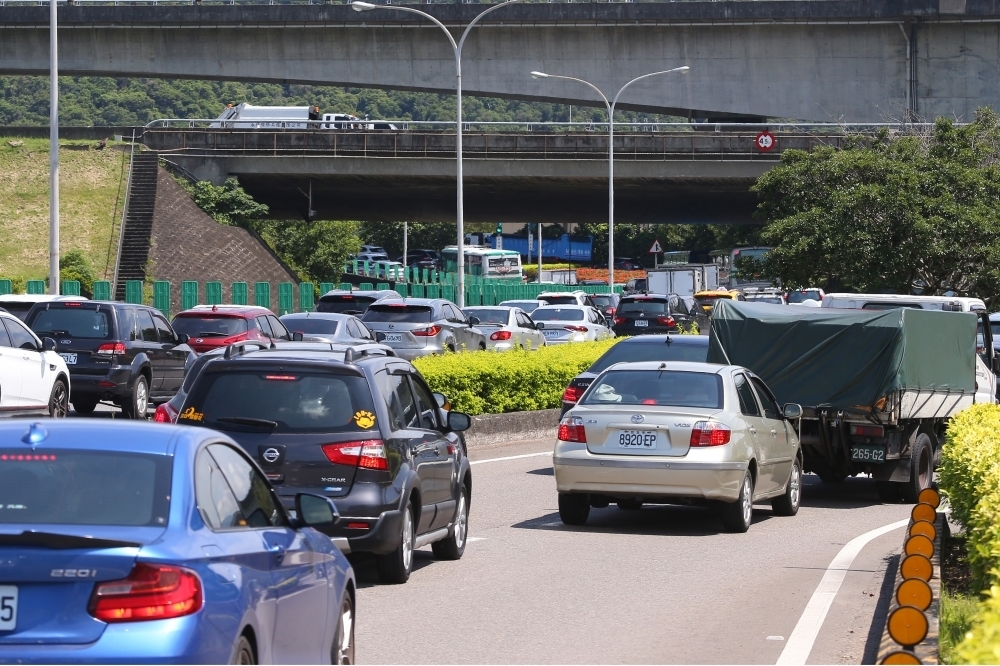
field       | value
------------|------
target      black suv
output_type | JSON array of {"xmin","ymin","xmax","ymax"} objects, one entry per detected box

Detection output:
[
  {"xmin": 24, "ymin": 300, "xmax": 196, "ymax": 418},
  {"xmin": 177, "ymin": 343, "xmax": 473, "ymax": 584},
  {"xmin": 612, "ymin": 293, "xmax": 705, "ymax": 336}
]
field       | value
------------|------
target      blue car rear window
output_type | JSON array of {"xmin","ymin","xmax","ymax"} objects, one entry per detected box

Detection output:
[{"xmin": 0, "ymin": 450, "xmax": 171, "ymax": 526}]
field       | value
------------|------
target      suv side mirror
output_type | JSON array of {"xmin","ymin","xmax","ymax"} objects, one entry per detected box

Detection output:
[
  {"xmin": 176, "ymin": 333, "xmax": 190, "ymax": 345},
  {"xmin": 447, "ymin": 411, "xmax": 472, "ymax": 432},
  {"xmin": 783, "ymin": 403, "xmax": 803, "ymax": 420},
  {"xmin": 374, "ymin": 332, "xmax": 386, "ymax": 342},
  {"xmin": 433, "ymin": 392, "xmax": 449, "ymax": 409},
  {"xmin": 42, "ymin": 337, "xmax": 57, "ymax": 352},
  {"xmin": 295, "ymin": 493, "xmax": 340, "ymax": 527}
]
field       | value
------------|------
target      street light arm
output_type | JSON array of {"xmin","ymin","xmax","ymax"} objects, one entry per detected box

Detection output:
[
  {"xmin": 533, "ymin": 73, "xmax": 611, "ymax": 113},
  {"xmin": 610, "ymin": 66, "xmax": 689, "ymax": 110},
  {"xmin": 354, "ymin": 3, "xmax": 458, "ymax": 50},
  {"xmin": 457, "ymin": 0, "xmax": 521, "ymax": 55}
]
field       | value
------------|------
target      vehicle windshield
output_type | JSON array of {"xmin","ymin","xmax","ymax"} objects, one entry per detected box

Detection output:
[
  {"xmin": 172, "ymin": 315, "xmax": 248, "ymax": 338},
  {"xmin": 748, "ymin": 297, "xmax": 784, "ymax": 304},
  {"xmin": 583, "ymin": 370, "xmax": 723, "ymax": 409},
  {"xmin": 532, "ymin": 308, "xmax": 585, "ymax": 322},
  {"xmin": 317, "ymin": 295, "xmax": 378, "ymax": 314},
  {"xmin": 588, "ymin": 340, "xmax": 709, "ymax": 373},
  {"xmin": 694, "ymin": 295, "xmax": 728, "ymax": 310},
  {"xmin": 619, "ymin": 299, "xmax": 668, "ymax": 315},
  {"xmin": 186, "ymin": 371, "xmax": 378, "ymax": 434},
  {"xmin": 280, "ymin": 318, "xmax": 339, "ymax": 335},
  {"xmin": 590, "ymin": 296, "xmax": 616, "ymax": 308},
  {"xmin": 29, "ymin": 307, "xmax": 113, "ymax": 339},
  {"xmin": 463, "ymin": 309, "xmax": 509, "ymax": 325},
  {"xmin": 786, "ymin": 290, "xmax": 821, "ymax": 304},
  {"xmin": 362, "ymin": 305, "xmax": 433, "ymax": 324},
  {"xmin": 861, "ymin": 302, "xmax": 924, "ymax": 310},
  {"xmin": 0, "ymin": 450, "xmax": 171, "ymax": 526},
  {"xmin": 540, "ymin": 296, "xmax": 579, "ymax": 305}
]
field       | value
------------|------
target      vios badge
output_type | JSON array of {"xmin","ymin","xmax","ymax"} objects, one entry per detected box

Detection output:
[
  {"xmin": 60, "ymin": 339, "xmax": 71, "ymax": 345},
  {"xmin": 258, "ymin": 445, "xmax": 284, "ymax": 465},
  {"xmin": 631, "ymin": 414, "xmax": 644, "ymax": 424}
]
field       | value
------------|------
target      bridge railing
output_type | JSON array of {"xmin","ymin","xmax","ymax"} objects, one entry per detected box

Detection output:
[{"xmin": 143, "ymin": 121, "xmax": 932, "ymax": 161}]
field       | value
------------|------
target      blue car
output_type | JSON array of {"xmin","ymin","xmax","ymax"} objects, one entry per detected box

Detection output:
[{"xmin": 0, "ymin": 420, "xmax": 356, "ymax": 664}]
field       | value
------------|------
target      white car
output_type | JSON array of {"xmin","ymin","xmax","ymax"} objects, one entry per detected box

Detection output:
[
  {"xmin": 498, "ymin": 299, "xmax": 547, "ymax": 314},
  {"xmin": 537, "ymin": 291, "xmax": 595, "ymax": 307},
  {"xmin": 0, "ymin": 294, "xmax": 87, "ymax": 323},
  {"xmin": 531, "ymin": 305, "xmax": 614, "ymax": 344},
  {"xmin": 0, "ymin": 310, "xmax": 71, "ymax": 417},
  {"xmin": 553, "ymin": 361, "xmax": 802, "ymax": 533},
  {"xmin": 462, "ymin": 306, "xmax": 546, "ymax": 351}
]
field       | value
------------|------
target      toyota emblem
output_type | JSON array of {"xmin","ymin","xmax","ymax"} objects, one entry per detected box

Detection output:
[
  {"xmin": 262, "ymin": 448, "xmax": 281, "ymax": 464},
  {"xmin": 631, "ymin": 414, "xmax": 644, "ymax": 424}
]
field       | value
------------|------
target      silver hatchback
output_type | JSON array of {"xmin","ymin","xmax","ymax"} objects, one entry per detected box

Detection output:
[{"xmin": 361, "ymin": 298, "xmax": 488, "ymax": 360}]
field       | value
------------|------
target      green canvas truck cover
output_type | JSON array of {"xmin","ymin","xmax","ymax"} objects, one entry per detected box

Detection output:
[{"xmin": 706, "ymin": 300, "xmax": 976, "ymax": 409}]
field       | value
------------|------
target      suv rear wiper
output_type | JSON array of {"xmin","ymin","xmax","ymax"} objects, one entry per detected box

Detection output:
[
  {"xmin": 36, "ymin": 329, "xmax": 69, "ymax": 337},
  {"xmin": 216, "ymin": 417, "xmax": 278, "ymax": 428},
  {"xmin": 0, "ymin": 531, "xmax": 140, "ymax": 550}
]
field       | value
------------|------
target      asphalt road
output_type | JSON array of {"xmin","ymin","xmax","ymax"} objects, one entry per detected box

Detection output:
[{"xmin": 352, "ymin": 438, "xmax": 913, "ymax": 665}]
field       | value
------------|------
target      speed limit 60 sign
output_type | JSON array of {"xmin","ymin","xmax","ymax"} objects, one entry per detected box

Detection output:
[{"xmin": 755, "ymin": 131, "xmax": 776, "ymax": 152}]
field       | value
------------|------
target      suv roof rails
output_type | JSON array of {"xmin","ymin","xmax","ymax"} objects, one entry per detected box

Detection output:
[{"xmin": 223, "ymin": 341, "xmax": 269, "ymax": 359}]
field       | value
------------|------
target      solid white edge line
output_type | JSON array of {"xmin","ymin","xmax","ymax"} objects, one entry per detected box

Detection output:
[
  {"xmin": 470, "ymin": 451, "xmax": 552, "ymax": 465},
  {"xmin": 776, "ymin": 518, "xmax": 909, "ymax": 665}
]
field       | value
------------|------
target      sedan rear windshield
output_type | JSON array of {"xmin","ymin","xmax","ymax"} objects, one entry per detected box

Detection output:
[
  {"xmin": 501, "ymin": 301, "xmax": 541, "ymax": 313},
  {"xmin": 317, "ymin": 296, "xmax": 377, "ymax": 314},
  {"xmin": 583, "ymin": 370, "xmax": 723, "ymax": 409},
  {"xmin": 540, "ymin": 296, "xmax": 579, "ymax": 305},
  {"xmin": 281, "ymin": 318, "xmax": 339, "ymax": 335},
  {"xmin": 172, "ymin": 315, "xmax": 248, "ymax": 338},
  {"xmin": 463, "ymin": 309, "xmax": 509, "ymax": 325},
  {"xmin": 362, "ymin": 305, "xmax": 433, "ymax": 324},
  {"xmin": 29, "ymin": 307, "xmax": 113, "ymax": 339},
  {"xmin": 531, "ymin": 308, "xmax": 585, "ymax": 322},
  {"xmin": 786, "ymin": 291, "xmax": 821, "ymax": 304},
  {"xmin": 589, "ymin": 340, "xmax": 709, "ymax": 373},
  {"xmin": 0, "ymin": 450, "xmax": 171, "ymax": 526},
  {"xmin": 619, "ymin": 299, "xmax": 668, "ymax": 315},
  {"xmin": 185, "ymin": 371, "xmax": 377, "ymax": 434}
]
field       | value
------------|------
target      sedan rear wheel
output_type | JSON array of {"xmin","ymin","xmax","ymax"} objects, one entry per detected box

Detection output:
[
  {"xmin": 558, "ymin": 493, "xmax": 590, "ymax": 526},
  {"xmin": 332, "ymin": 594, "xmax": 355, "ymax": 665},
  {"xmin": 722, "ymin": 472, "xmax": 754, "ymax": 533},
  {"xmin": 232, "ymin": 636, "xmax": 255, "ymax": 665},
  {"xmin": 771, "ymin": 458, "xmax": 801, "ymax": 516}
]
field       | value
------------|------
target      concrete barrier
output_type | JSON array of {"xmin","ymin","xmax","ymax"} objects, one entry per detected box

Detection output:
[{"xmin": 464, "ymin": 408, "xmax": 560, "ymax": 449}]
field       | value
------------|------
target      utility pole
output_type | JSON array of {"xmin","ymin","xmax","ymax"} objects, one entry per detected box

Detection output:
[{"xmin": 49, "ymin": 0, "xmax": 59, "ymax": 295}]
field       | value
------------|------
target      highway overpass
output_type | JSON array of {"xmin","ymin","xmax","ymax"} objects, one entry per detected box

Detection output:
[{"xmin": 1, "ymin": 0, "xmax": 998, "ymax": 122}]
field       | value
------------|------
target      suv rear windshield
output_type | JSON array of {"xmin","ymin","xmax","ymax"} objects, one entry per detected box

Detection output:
[
  {"xmin": 317, "ymin": 295, "xmax": 377, "ymax": 314},
  {"xmin": 29, "ymin": 306, "xmax": 113, "ymax": 339},
  {"xmin": 583, "ymin": 370, "xmax": 723, "ymax": 409},
  {"xmin": 186, "ymin": 370, "xmax": 378, "ymax": 434},
  {"xmin": 786, "ymin": 290, "xmax": 821, "ymax": 304},
  {"xmin": 540, "ymin": 296, "xmax": 579, "ymax": 305},
  {"xmin": 363, "ymin": 305, "xmax": 433, "ymax": 324},
  {"xmin": 590, "ymin": 296, "xmax": 616, "ymax": 308},
  {"xmin": 172, "ymin": 315, "xmax": 249, "ymax": 338},
  {"xmin": 532, "ymin": 308, "xmax": 585, "ymax": 322},
  {"xmin": 589, "ymin": 339, "xmax": 709, "ymax": 373},
  {"xmin": 0, "ymin": 302, "xmax": 34, "ymax": 321},
  {"xmin": 281, "ymin": 318, "xmax": 339, "ymax": 335},
  {"xmin": 619, "ymin": 299, "xmax": 668, "ymax": 315},
  {"xmin": 0, "ymin": 450, "xmax": 171, "ymax": 526}
]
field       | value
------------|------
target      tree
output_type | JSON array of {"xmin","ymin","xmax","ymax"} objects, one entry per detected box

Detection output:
[
  {"xmin": 256, "ymin": 219, "xmax": 361, "ymax": 284},
  {"xmin": 59, "ymin": 249, "xmax": 96, "ymax": 297},
  {"xmin": 188, "ymin": 178, "xmax": 269, "ymax": 228},
  {"xmin": 750, "ymin": 110, "xmax": 1000, "ymax": 305}
]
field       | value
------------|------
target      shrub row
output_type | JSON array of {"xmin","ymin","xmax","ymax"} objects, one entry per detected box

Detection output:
[
  {"xmin": 938, "ymin": 403, "xmax": 1000, "ymax": 663},
  {"xmin": 412, "ymin": 339, "xmax": 619, "ymax": 415}
]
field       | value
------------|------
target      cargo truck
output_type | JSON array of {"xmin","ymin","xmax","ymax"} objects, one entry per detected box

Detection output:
[
  {"xmin": 707, "ymin": 300, "xmax": 997, "ymax": 503},
  {"xmin": 646, "ymin": 264, "xmax": 720, "ymax": 298}
]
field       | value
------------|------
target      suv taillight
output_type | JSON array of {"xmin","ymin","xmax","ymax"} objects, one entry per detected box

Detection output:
[
  {"xmin": 95, "ymin": 342, "xmax": 126, "ymax": 355},
  {"xmin": 613, "ymin": 317, "xmax": 625, "ymax": 325},
  {"xmin": 221, "ymin": 332, "xmax": 250, "ymax": 345},
  {"xmin": 689, "ymin": 422, "xmax": 732, "ymax": 447},
  {"xmin": 322, "ymin": 440, "xmax": 389, "ymax": 471},
  {"xmin": 557, "ymin": 416, "xmax": 587, "ymax": 443},
  {"xmin": 153, "ymin": 403, "xmax": 177, "ymax": 423},
  {"xmin": 88, "ymin": 563, "xmax": 202, "ymax": 623},
  {"xmin": 562, "ymin": 385, "xmax": 582, "ymax": 404},
  {"xmin": 411, "ymin": 325, "xmax": 442, "ymax": 337},
  {"xmin": 656, "ymin": 316, "xmax": 676, "ymax": 327}
]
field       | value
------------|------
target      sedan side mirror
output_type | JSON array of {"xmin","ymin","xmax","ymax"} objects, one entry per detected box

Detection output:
[
  {"xmin": 783, "ymin": 403, "xmax": 803, "ymax": 420},
  {"xmin": 468, "ymin": 316, "xmax": 480, "ymax": 326},
  {"xmin": 374, "ymin": 332, "xmax": 386, "ymax": 342},
  {"xmin": 292, "ymin": 331, "xmax": 304, "ymax": 341},
  {"xmin": 535, "ymin": 322, "xmax": 545, "ymax": 330},
  {"xmin": 176, "ymin": 333, "xmax": 190, "ymax": 345},
  {"xmin": 42, "ymin": 337, "xmax": 57, "ymax": 352},
  {"xmin": 447, "ymin": 411, "xmax": 472, "ymax": 432},
  {"xmin": 295, "ymin": 493, "xmax": 340, "ymax": 527}
]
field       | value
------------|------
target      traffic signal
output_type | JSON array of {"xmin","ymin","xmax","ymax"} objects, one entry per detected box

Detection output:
[{"xmin": 495, "ymin": 222, "xmax": 503, "ymax": 235}]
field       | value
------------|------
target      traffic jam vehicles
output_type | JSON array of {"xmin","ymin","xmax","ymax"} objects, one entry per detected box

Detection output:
[{"xmin": 0, "ymin": 310, "xmax": 70, "ymax": 417}]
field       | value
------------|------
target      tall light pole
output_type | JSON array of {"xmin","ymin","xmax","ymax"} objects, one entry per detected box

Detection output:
[
  {"xmin": 352, "ymin": 0, "xmax": 521, "ymax": 307},
  {"xmin": 531, "ymin": 66, "xmax": 689, "ymax": 289},
  {"xmin": 49, "ymin": 0, "xmax": 60, "ymax": 295}
]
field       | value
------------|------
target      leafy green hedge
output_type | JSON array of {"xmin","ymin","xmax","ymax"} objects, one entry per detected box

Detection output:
[
  {"xmin": 412, "ymin": 339, "xmax": 619, "ymax": 415},
  {"xmin": 939, "ymin": 404, "xmax": 1000, "ymax": 663}
]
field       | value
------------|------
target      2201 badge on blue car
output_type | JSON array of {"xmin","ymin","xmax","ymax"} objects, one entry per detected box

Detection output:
[{"xmin": 0, "ymin": 420, "xmax": 356, "ymax": 665}]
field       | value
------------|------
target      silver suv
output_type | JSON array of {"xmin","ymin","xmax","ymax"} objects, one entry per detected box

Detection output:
[{"xmin": 361, "ymin": 298, "xmax": 487, "ymax": 359}]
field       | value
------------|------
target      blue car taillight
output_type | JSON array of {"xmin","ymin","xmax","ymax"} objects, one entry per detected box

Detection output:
[{"xmin": 88, "ymin": 563, "xmax": 203, "ymax": 623}]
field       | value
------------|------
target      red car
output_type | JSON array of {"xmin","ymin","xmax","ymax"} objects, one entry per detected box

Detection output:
[{"xmin": 171, "ymin": 305, "xmax": 291, "ymax": 354}]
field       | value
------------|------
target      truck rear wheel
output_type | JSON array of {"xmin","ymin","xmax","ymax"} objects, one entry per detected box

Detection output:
[{"xmin": 898, "ymin": 434, "xmax": 933, "ymax": 504}]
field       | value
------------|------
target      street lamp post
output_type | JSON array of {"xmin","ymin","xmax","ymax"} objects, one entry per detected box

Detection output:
[
  {"xmin": 530, "ymin": 66, "xmax": 689, "ymax": 290},
  {"xmin": 49, "ymin": 0, "xmax": 59, "ymax": 295},
  {"xmin": 353, "ymin": 0, "xmax": 521, "ymax": 307}
]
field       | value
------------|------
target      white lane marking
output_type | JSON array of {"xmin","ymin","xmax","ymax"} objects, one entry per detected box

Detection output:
[
  {"xmin": 766, "ymin": 636, "xmax": 784, "ymax": 641},
  {"xmin": 776, "ymin": 519, "xmax": 908, "ymax": 665},
  {"xmin": 470, "ymin": 451, "xmax": 551, "ymax": 466},
  {"xmin": 467, "ymin": 537, "xmax": 487, "ymax": 543}
]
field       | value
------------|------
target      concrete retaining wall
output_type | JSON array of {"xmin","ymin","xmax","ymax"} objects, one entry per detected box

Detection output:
[{"xmin": 464, "ymin": 408, "xmax": 561, "ymax": 449}]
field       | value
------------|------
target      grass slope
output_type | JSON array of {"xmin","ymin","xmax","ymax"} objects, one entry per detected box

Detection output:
[{"xmin": 0, "ymin": 137, "xmax": 127, "ymax": 281}]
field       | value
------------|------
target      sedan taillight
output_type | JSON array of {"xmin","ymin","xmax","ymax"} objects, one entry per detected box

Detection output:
[
  {"xmin": 562, "ymin": 385, "xmax": 582, "ymax": 404},
  {"xmin": 411, "ymin": 325, "xmax": 442, "ymax": 337},
  {"xmin": 88, "ymin": 563, "xmax": 202, "ymax": 623},
  {"xmin": 490, "ymin": 330, "xmax": 512, "ymax": 341},
  {"xmin": 557, "ymin": 416, "xmax": 587, "ymax": 443},
  {"xmin": 689, "ymin": 421, "xmax": 732, "ymax": 447},
  {"xmin": 564, "ymin": 326, "xmax": 588, "ymax": 333},
  {"xmin": 322, "ymin": 440, "xmax": 389, "ymax": 471}
]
